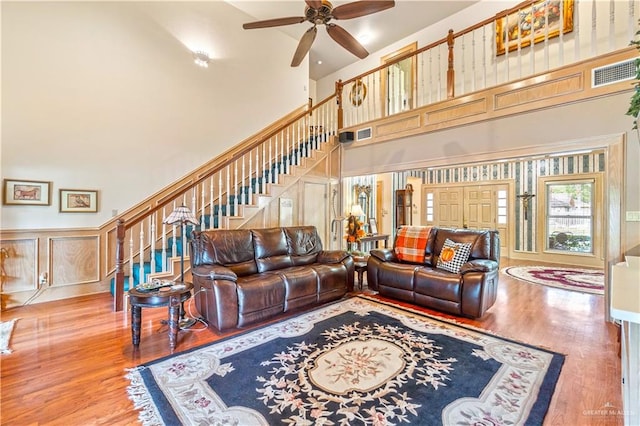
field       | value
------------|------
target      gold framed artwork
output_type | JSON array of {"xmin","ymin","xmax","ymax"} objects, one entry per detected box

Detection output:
[
  {"xmin": 496, "ymin": 0, "xmax": 574, "ymax": 56},
  {"xmin": 349, "ymin": 79, "xmax": 367, "ymax": 107},
  {"xmin": 59, "ymin": 189, "xmax": 98, "ymax": 213},
  {"xmin": 3, "ymin": 179, "xmax": 51, "ymax": 206}
]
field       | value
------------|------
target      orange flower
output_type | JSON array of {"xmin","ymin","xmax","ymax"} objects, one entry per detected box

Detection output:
[{"xmin": 345, "ymin": 215, "xmax": 365, "ymax": 242}]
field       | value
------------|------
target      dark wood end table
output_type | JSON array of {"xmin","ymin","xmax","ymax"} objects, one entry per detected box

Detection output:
[
  {"xmin": 352, "ymin": 255, "xmax": 370, "ymax": 290},
  {"xmin": 128, "ymin": 282, "xmax": 193, "ymax": 351}
]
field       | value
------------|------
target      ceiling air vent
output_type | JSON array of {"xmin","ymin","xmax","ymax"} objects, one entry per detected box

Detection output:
[
  {"xmin": 357, "ymin": 127, "xmax": 372, "ymax": 141},
  {"xmin": 592, "ymin": 58, "xmax": 636, "ymax": 88}
]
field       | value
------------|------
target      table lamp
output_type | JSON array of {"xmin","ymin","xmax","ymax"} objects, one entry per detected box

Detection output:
[
  {"xmin": 163, "ymin": 205, "xmax": 200, "ymax": 330},
  {"xmin": 163, "ymin": 205, "xmax": 200, "ymax": 282}
]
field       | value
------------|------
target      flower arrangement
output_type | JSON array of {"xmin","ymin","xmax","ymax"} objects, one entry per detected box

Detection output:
[{"xmin": 345, "ymin": 215, "xmax": 366, "ymax": 244}]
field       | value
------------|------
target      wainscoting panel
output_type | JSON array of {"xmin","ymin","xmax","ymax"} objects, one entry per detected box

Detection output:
[
  {"xmin": 49, "ymin": 236, "xmax": 100, "ymax": 286},
  {"xmin": 0, "ymin": 238, "xmax": 38, "ymax": 293},
  {"xmin": 494, "ymin": 73, "xmax": 583, "ymax": 110}
]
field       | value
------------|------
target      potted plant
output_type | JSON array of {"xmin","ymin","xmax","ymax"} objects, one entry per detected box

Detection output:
[{"xmin": 626, "ymin": 23, "xmax": 640, "ymax": 128}]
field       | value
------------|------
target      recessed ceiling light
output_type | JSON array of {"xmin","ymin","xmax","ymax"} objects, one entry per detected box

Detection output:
[
  {"xmin": 316, "ymin": 60, "xmax": 323, "ymax": 65},
  {"xmin": 357, "ymin": 32, "xmax": 372, "ymax": 44},
  {"xmin": 193, "ymin": 51, "xmax": 210, "ymax": 68}
]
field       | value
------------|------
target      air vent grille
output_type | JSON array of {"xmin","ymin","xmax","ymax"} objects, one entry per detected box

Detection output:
[
  {"xmin": 357, "ymin": 127, "xmax": 372, "ymax": 140},
  {"xmin": 592, "ymin": 58, "xmax": 636, "ymax": 88}
]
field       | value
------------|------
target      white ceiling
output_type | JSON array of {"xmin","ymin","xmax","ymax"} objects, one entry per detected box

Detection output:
[{"xmin": 228, "ymin": 0, "xmax": 478, "ymax": 81}]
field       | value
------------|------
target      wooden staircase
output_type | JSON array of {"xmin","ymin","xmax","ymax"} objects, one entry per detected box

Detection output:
[{"xmin": 110, "ymin": 102, "xmax": 339, "ymax": 310}]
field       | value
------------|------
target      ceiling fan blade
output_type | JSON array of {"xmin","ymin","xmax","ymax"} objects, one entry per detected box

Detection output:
[
  {"xmin": 305, "ymin": 0, "xmax": 323, "ymax": 9},
  {"xmin": 326, "ymin": 24, "xmax": 368, "ymax": 59},
  {"xmin": 332, "ymin": 0, "xmax": 395, "ymax": 20},
  {"xmin": 291, "ymin": 26, "xmax": 318, "ymax": 67},
  {"xmin": 243, "ymin": 16, "xmax": 305, "ymax": 30}
]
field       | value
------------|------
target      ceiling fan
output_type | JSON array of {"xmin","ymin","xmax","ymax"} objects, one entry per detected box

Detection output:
[{"xmin": 242, "ymin": 0, "xmax": 395, "ymax": 67}]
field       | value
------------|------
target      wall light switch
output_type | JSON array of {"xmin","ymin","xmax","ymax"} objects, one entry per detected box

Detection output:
[{"xmin": 626, "ymin": 211, "xmax": 640, "ymax": 222}]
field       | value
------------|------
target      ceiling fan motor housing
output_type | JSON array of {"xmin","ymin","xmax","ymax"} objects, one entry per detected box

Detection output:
[{"xmin": 305, "ymin": 0, "xmax": 334, "ymax": 25}]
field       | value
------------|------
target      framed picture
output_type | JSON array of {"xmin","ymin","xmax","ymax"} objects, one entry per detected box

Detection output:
[
  {"xmin": 369, "ymin": 218, "xmax": 378, "ymax": 235},
  {"xmin": 496, "ymin": 0, "xmax": 574, "ymax": 56},
  {"xmin": 3, "ymin": 179, "xmax": 51, "ymax": 206},
  {"xmin": 59, "ymin": 189, "xmax": 98, "ymax": 213}
]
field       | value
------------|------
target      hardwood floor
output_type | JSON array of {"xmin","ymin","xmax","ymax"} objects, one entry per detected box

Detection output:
[{"xmin": 0, "ymin": 259, "xmax": 622, "ymax": 425}]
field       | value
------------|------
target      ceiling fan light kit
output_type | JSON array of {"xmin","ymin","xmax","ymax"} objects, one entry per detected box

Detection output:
[{"xmin": 242, "ymin": 0, "xmax": 395, "ymax": 67}]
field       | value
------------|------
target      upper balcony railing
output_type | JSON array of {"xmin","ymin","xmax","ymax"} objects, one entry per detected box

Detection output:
[{"xmin": 336, "ymin": 0, "xmax": 638, "ymax": 129}]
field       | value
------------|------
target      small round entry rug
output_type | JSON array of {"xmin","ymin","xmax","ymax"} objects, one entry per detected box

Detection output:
[{"xmin": 504, "ymin": 266, "xmax": 604, "ymax": 295}]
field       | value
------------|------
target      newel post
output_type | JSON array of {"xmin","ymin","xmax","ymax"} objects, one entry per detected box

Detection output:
[
  {"xmin": 447, "ymin": 29, "xmax": 455, "ymax": 99},
  {"xmin": 114, "ymin": 219, "xmax": 125, "ymax": 311},
  {"xmin": 336, "ymin": 79, "xmax": 344, "ymax": 129}
]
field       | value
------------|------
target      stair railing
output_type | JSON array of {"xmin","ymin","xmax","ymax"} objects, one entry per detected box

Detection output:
[
  {"xmin": 111, "ymin": 96, "xmax": 337, "ymax": 310},
  {"xmin": 336, "ymin": 0, "xmax": 638, "ymax": 129}
]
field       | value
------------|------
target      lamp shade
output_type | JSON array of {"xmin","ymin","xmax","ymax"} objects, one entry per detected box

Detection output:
[
  {"xmin": 163, "ymin": 205, "xmax": 200, "ymax": 226},
  {"xmin": 350, "ymin": 204, "xmax": 365, "ymax": 217}
]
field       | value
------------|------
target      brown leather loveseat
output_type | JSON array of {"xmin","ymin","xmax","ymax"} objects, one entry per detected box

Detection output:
[
  {"xmin": 189, "ymin": 226, "xmax": 354, "ymax": 331},
  {"xmin": 367, "ymin": 227, "xmax": 500, "ymax": 318}
]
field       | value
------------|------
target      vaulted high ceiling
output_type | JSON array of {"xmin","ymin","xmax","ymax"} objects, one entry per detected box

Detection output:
[{"xmin": 228, "ymin": 0, "xmax": 478, "ymax": 80}]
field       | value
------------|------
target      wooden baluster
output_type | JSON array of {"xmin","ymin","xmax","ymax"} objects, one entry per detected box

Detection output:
[
  {"xmin": 161, "ymin": 206, "xmax": 167, "ymax": 270},
  {"xmin": 285, "ymin": 128, "xmax": 290, "ymax": 174},
  {"xmin": 114, "ymin": 219, "xmax": 125, "ymax": 311},
  {"xmin": 280, "ymin": 130, "xmax": 285, "ymax": 175},
  {"xmin": 248, "ymin": 150, "xmax": 253, "ymax": 205},
  {"xmin": 262, "ymin": 142, "xmax": 266, "ymax": 191},
  {"xmin": 200, "ymin": 182, "xmax": 206, "ymax": 231},
  {"xmin": 544, "ymin": 2, "xmax": 550, "ymax": 70},
  {"xmin": 492, "ymin": 20, "xmax": 498, "ymax": 87},
  {"xmin": 268, "ymin": 138, "xmax": 273, "ymax": 184},
  {"xmin": 138, "ymin": 224, "xmax": 144, "ymax": 284},
  {"xmin": 336, "ymin": 79, "xmax": 343, "ymax": 129},
  {"xmin": 233, "ymin": 160, "xmax": 238, "ymax": 215},
  {"xmin": 218, "ymin": 171, "xmax": 223, "ymax": 228},
  {"xmin": 296, "ymin": 120, "xmax": 302, "ymax": 164},
  {"xmin": 274, "ymin": 134, "xmax": 279, "ymax": 185},
  {"xmin": 447, "ymin": 29, "xmax": 454, "ymax": 99},
  {"xmin": 482, "ymin": 26, "xmax": 487, "ymax": 90},
  {"xmin": 149, "ymin": 214, "xmax": 156, "ymax": 277},
  {"xmin": 256, "ymin": 147, "xmax": 262, "ymax": 194},
  {"xmin": 129, "ymin": 227, "xmax": 134, "ymax": 284},
  {"xmin": 209, "ymin": 177, "xmax": 215, "ymax": 230},
  {"xmin": 226, "ymin": 164, "xmax": 231, "ymax": 218},
  {"xmin": 241, "ymin": 156, "xmax": 247, "ymax": 205}
]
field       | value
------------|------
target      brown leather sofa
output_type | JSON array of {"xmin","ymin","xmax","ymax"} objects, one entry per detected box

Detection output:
[
  {"xmin": 189, "ymin": 226, "xmax": 354, "ymax": 331},
  {"xmin": 367, "ymin": 227, "xmax": 500, "ymax": 318}
]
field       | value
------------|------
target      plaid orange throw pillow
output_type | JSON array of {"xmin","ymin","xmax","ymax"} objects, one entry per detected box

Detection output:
[{"xmin": 394, "ymin": 226, "xmax": 432, "ymax": 263}]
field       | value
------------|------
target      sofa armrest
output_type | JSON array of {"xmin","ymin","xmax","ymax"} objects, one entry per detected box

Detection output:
[
  {"xmin": 370, "ymin": 248, "xmax": 398, "ymax": 262},
  {"xmin": 460, "ymin": 259, "xmax": 498, "ymax": 274},
  {"xmin": 317, "ymin": 250, "xmax": 350, "ymax": 264},
  {"xmin": 192, "ymin": 265, "xmax": 238, "ymax": 282}
]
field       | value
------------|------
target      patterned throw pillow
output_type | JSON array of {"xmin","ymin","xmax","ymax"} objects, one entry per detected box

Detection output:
[
  {"xmin": 394, "ymin": 226, "xmax": 432, "ymax": 263},
  {"xmin": 436, "ymin": 238, "xmax": 472, "ymax": 273}
]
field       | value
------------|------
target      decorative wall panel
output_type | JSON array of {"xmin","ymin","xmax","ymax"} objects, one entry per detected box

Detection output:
[
  {"xmin": 0, "ymin": 239, "xmax": 38, "ymax": 293},
  {"xmin": 49, "ymin": 236, "xmax": 100, "ymax": 286}
]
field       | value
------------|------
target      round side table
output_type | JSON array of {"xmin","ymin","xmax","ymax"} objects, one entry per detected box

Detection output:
[{"xmin": 128, "ymin": 282, "xmax": 193, "ymax": 351}]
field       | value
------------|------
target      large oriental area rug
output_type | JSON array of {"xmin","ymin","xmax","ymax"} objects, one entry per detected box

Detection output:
[
  {"xmin": 504, "ymin": 266, "xmax": 604, "ymax": 295},
  {"xmin": 126, "ymin": 297, "xmax": 564, "ymax": 425}
]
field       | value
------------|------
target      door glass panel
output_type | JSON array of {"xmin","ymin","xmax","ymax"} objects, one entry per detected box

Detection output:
[{"xmin": 546, "ymin": 181, "xmax": 593, "ymax": 253}]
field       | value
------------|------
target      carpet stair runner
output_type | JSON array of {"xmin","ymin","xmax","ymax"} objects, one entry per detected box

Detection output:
[{"xmin": 110, "ymin": 134, "xmax": 328, "ymax": 294}]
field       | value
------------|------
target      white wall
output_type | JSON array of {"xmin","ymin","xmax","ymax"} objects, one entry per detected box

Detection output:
[{"xmin": 1, "ymin": 1, "xmax": 309, "ymax": 229}]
